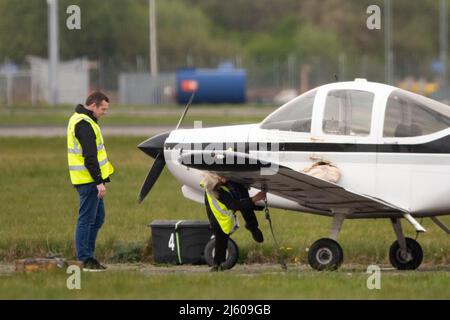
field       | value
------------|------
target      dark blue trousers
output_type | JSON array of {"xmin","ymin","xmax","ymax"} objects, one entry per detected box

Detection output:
[{"xmin": 75, "ymin": 183, "xmax": 105, "ymax": 262}]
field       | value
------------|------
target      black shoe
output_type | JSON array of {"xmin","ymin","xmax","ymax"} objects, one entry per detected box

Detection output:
[
  {"xmin": 92, "ymin": 258, "xmax": 107, "ymax": 270},
  {"xmin": 82, "ymin": 258, "xmax": 106, "ymax": 272},
  {"xmin": 249, "ymin": 228, "xmax": 264, "ymax": 243},
  {"xmin": 210, "ymin": 264, "xmax": 224, "ymax": 272}
]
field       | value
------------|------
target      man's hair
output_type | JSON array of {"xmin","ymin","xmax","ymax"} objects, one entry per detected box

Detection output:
[{"xmin": 85, "ymin": 91, "xmax": 109, "ymax": 107}]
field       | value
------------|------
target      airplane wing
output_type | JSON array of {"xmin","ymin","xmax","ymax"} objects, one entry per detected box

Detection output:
[{"xmin": 179, "ymin": 150, "xmax": 404, "ymax": 216}]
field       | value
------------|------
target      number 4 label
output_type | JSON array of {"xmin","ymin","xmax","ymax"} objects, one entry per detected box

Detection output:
[{"xmin": 168, "ymin": 233, "xmax": 175, "ymax": 251}]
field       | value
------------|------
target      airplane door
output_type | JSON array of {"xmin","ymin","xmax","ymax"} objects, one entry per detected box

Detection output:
[{"xmin": 309, "ymin": 88, "xmax": 378, "ymax": 195}]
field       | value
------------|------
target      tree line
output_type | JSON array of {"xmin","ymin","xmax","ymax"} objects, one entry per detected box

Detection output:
[{"xmin": 0, "ymin": 0, "xmax": 447, "ymax": 78}]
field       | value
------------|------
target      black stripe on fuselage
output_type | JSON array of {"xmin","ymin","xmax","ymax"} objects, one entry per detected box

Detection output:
[{"xmin": 165, "ymin": 134, "xmax": 450, "ymax": 154}]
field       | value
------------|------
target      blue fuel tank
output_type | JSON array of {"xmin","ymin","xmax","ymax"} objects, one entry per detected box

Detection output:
[{"xmin": 176, "ymin": 68, "xmax": 246, "ymax": 104}]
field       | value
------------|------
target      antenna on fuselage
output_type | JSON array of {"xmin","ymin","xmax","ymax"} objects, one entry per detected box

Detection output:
[{"xmin": 175, "ymin": 91, "xmax": 196, "ymax": 130}]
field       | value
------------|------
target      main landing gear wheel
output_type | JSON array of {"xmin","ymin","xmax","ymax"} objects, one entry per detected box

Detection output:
[
  {"xmin": 389, "ymin": 237, "xmax": 423, "ymax": 270},
  {"xmin": 204, "ymin": 238, "xmax": 239, "ymax": 270},
  {"xmin": 308, "ymin": 238, "xmax": 344, "ymax": 271}
]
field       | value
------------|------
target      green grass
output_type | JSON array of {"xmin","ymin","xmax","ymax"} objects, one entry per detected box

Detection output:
[
  {"xmin": 0, "ymin": 114, "xmax": 265, "ymax": 126},
  {"xmin": 0, "ymin": 136, "xmax": 448, "ymax": 265},
  {"xmin": 0, "ymin": 136, "xmax": 449, "ymax": 299},
  {"xmin": 0, "ymin": 103, "xmax": 271, "ymax": 112},
  {"xmin": 0, "ymin": 104, "xmax": 271, "ymax": 126},
  {"xmin": 0, "ymin": 266, "xmax": 449, "ymax": 299}
]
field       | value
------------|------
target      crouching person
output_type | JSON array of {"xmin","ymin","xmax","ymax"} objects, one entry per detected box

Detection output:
[{"xmin": 201, "ymin": 172, "xmax": 266, "ymax": 272}]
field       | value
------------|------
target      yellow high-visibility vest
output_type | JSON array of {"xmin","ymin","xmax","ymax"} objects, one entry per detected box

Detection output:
[
  {"xmin": 67, "ymin": 112, "xmax": 114, "ymax": 185},
  {"xmin": 203, "ymin": 184, "xmax": 239, "ymax": 235}
]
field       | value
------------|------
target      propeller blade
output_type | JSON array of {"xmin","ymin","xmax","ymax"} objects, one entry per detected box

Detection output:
[{"xmin": 138, "ymin": 153, "xmax": 166, "ymax": 203}]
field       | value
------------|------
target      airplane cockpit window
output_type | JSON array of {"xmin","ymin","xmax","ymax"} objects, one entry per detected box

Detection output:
[
  {"xmin": 322, "ymin": 90, "xmax": 374, "ymax": 136},
  {"xmin": 383, "ymin": 90, "xmax": 450, "ymax": 137},
  {"xmin": 260, "ymin": 89, "xmax": 316, "ymax": 132}
]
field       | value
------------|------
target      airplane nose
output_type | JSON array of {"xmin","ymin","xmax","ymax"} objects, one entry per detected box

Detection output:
[{"xmin": 138, "ymin": 131, "xmax": 171, "ymax": 159}]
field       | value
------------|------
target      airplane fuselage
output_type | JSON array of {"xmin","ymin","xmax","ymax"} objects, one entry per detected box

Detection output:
[
  {"xmin": 164, "ymin": 124, "xmax": 450, "ymax": 218},
  {"xmin": 163, "ymin": 81, "xmax": 450, "ymax": 218}
]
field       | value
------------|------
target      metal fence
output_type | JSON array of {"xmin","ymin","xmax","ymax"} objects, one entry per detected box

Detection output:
[
  {"xmin": 0, "ymin": 57, "xmax": 89, "ymax": 107},
  {"xmin": 0, "ymin": 54, "xmax": 446, "ymax": 106},
  {"xmin": 0, "ymin": 71, "xmax": 33, "ymax": 106},
  {"xmin": 119, "ymin": 73, "xmax": 175, "ymax": 105},
  {"xmin": 112, "ymin": 54, "xmax": 389, "ymax": 105}
]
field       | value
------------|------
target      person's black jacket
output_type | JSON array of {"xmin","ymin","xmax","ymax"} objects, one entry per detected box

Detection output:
[
  {"xmin": 217, "ymin": 187, "xmax": 256, "ymax": 212},
  {"xmin": 226, "ymin": 181, "xmax": 264, "ymax": 211},
  {"xmin": 73, "ymin": 104, "xmax": 110, "ymax": 185}
]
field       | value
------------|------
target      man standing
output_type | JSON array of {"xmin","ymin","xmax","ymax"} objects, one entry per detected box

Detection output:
[{"xmin": 67, "ymin": 92, "xmax": 114, "ymax": 271}]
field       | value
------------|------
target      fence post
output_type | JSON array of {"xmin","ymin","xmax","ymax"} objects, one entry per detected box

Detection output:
[{"xmin": 6, "ymin": 73, "xmax": 12, "ymax": 107}]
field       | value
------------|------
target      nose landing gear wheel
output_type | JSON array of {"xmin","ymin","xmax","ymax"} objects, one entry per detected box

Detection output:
[
  {"xmin": 204, "ymin": 238, "xmax": 239, "ymax": 270},
  {"xmin": 308, "ymin": 238, "xmax": 344, "ymax": 271},
  {"xmin": 389, "ymin": 237, "xmax": 423, "ymax": 270}
]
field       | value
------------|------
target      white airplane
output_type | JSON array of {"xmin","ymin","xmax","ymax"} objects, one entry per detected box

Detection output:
[{"xmin": 138, "ymin": 79, "xmax": 450, "ymax": 271}]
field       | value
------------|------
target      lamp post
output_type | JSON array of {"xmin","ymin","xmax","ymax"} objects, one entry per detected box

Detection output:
[
  {"xmin": 149, "ymin": 0, "xmax": 158, "ymax": 76},
  {"xmin": 440, "ymin": 0, "xmax": 448, "ymax": 92},
  {"xmin": 384, "ymin": 0, "xmax": 393, "ymax": 85},
  {"xmin": 47, "ymin": 0, "xmax": 59, "ymax": 105}
]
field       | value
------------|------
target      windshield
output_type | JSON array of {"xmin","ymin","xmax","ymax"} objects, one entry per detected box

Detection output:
[{"xmin": 260, "ymin": 89, "xmax": 317, "ymax": 132}]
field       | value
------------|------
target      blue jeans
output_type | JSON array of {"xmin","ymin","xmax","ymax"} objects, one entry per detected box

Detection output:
[{"xmin": 75, "ymin": 183, "xmax": 105, "ymax": 262}]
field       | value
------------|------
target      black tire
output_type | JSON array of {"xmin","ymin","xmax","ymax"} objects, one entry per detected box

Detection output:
[
  {"xmin": 389, "ymin": 237, "xmax": 423, "ymax": 270},
  {"xmin": 308, "ymin": 238, "xmax": 344, "ymax": 271},
  {"xmin": 204, "ymin": 237, "xmax": 239, "ymax": 270}
]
